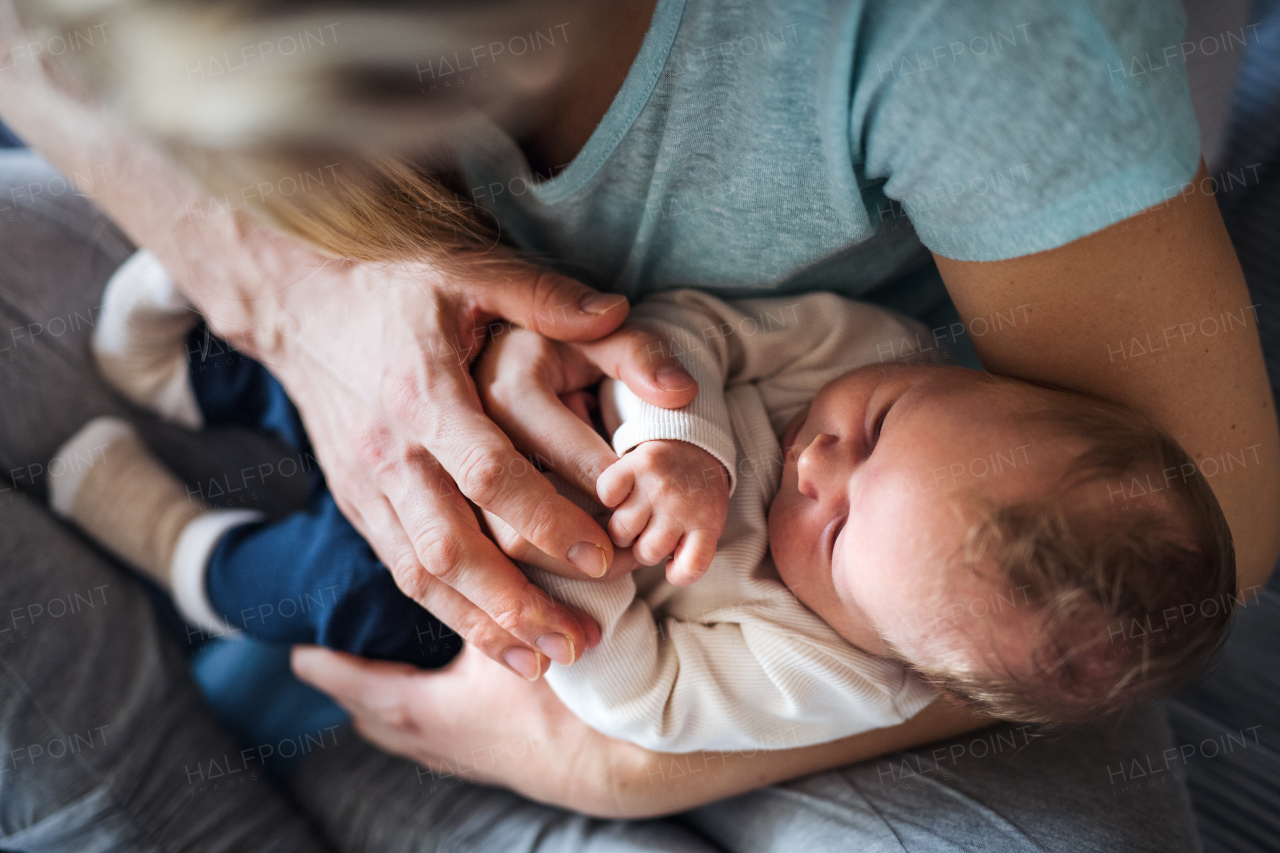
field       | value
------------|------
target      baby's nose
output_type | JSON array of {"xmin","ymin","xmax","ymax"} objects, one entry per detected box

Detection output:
[{"xmin": 796, "ymin": 433, "xmax": 845, "ymax": 499}]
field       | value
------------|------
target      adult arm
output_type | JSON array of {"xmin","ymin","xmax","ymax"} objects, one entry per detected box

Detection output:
[
  {"xmin": 292, "ymin": 644, "xmax": 990, "ymax": 820},
  {"xmin": 935, "ymin": 162, "xmax": 1280, "ymax": 592},
  {"xmin": 0, "ymin": 28, "xmax": 697, "ymax": 676}
]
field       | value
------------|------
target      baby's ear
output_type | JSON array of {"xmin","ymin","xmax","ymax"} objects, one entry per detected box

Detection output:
[
  {"xmin": 1043, "ymin": 612, "xmax": 1132, "ymax": 703},
  {"xmin": 1060, "ymin": 636, "xmax": 1128, "ymax": 683}
]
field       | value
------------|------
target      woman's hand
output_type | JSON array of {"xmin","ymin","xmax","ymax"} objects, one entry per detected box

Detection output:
[
  {"xmin": 472, "ymin": 320, "xmax": 701, "ymax": 579},
  {"xmin": 0, "ymin": 58, "xmax": 700, "ymax": 678},
  {"xmin": 293, "ymin": 644, "xmax": 651, "ymax": 816},
  {"xmin": 209, "ymin": 239, "xmax": 699, "ymax": 679},
  {"xmin": 292, "ymin": 644, "xmax": 993, "ymax": 819}
]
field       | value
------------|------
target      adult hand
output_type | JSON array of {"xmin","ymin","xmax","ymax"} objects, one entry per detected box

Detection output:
[
  {"xmin": 291, "ymin": 644, "xmax": 992, "ymax": 819},
  {"xmin": 473, "ymin": 321, "xmax": 698, "ymax": 579},
  {"xmin": 293, "ymin": 644, "xmax": 643, "ymax": 816},
  {"xmin": 191, "ymin": 236, "xmax": 696, "ymax": 679},
  {"xmin": 0, "ymin": 34, "xmax": 700, "ymax": 678}
]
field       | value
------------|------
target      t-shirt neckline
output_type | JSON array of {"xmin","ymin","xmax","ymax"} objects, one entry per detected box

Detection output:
[{"xmin": 530, "ymin": 0, "xmax": 687, "ymax": 205}]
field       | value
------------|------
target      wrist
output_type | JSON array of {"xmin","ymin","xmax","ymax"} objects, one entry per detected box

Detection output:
[
  {"xmin": 617, "ymin": 431, "xmax": 735, "ymax": 495},
  {"xmin": 570, "ymin": 737, "xmax": 669, "ymax": 819},
  {"xmin": 166, "ymin": 214, "xmax": 407, "ymax": 366},
  {"xmin": 650, "ymin": 440, "xmax": 730, "ymax": 489}
]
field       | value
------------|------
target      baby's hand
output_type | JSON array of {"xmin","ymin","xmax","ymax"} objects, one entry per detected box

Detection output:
[{"xmin": 596, "ymin": 440, "xmax": 730, "ymax": 586}]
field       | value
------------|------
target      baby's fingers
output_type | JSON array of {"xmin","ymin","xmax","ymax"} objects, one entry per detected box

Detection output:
[
  {"xmin": 608, "ymin": 499, "xmax": 651, "ymax": 549},
  {"xmin": 596, "ymin": 461, "xmax": 635, "ymax": 509},
  {"xmin": 633, "ymin": 518, "xmax": 683, "ymax": 568},
  {"xmin": 666, "ymin": 529, "xmax": 718, "ymax": 587}
]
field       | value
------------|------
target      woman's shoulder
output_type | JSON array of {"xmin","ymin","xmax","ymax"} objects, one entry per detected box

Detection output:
[{"xmin": 849, "ymin": 0, "xmax": 1202, "ymax": 262}]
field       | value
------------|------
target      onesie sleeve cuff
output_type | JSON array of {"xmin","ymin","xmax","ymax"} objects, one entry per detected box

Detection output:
[{"xmin": 611, "ymin": 415, "xmax": 738, "ymax": 497}]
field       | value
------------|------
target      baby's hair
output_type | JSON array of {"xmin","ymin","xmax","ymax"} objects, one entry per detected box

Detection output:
[{"xmin": 916, "ymin": 386, "xmax": 1236, "ymax": 727}]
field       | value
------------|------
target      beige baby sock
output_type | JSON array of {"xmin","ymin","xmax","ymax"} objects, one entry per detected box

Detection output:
[
  {"xmin": 94, "ymin": 250, "xmax": 203, "ymax": 428},
  {"xmin": 49, "ymin": 417, "xmax": 206, "ymax": 588},
  {"xmin": 50, "ymin": 418, "xmax": 264, "ymax": 635}
]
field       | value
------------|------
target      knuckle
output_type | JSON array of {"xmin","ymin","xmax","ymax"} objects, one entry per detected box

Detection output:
[
  {"xmin": 454, "ymin": 610, "xmax": 508, "ymax": 651},
  {"xmin": 608, "ymin": 513, "xmax": 629, "ymax": 537},
  {"xmin": 455, "ymin": 446, "xmax": 509, "ymax": 507},
  {"xmin": 482, "ymin": 375, "xmax": 520, "ymax": 416},
  {"xmin": 389, "ymin": 554, "xmax": 433, "ymax": 602},
  {"xmin": 382, "ymin": 366, "xmax": 431, "ymax": 425},
  {"xmin": 635, "ymin": 539, "xmax": 662, "ymax": 565},
  {"xmin": 487, "ymin": 595, "xmax": 533, "ymax": 636},
  {"xmin": 354, "ymin": 423, "xmax": 399, "ymax": 472},
  {"xmin": 525, "ymin": 272, "xmax": 573, "ymax": 333},
  {"xmin": 498, "ymin": 531, "xmax": 534, "ymax": 562},
  {"xmin": 629, "ymin": 328, "xmax": 670, "ymax": 365},
  {"xmin": 517, "ymin": 494, "xmax": 562, "ymax": 548},
  {"xmin": 376, "ymin": 702, "xmax": 413, "ymax": 732},
  {"xmin": 476, "ymin": 339, "xmax": 537, "ymax": 403},
  {"xmin": 572, "ymin": 448, "xmax": 612, "ymax": 485},
  {"xmin": 414, "ymin": 527, "xmax": 466, "ymax": 585}
]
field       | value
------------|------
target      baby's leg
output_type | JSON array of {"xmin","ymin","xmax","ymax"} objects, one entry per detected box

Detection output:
[
  {"xmin": 93, "ymin": 249, "xmax": 204, "ymax": 427},
  {"xmin": 179, "ymin": 329, "xmax": 462, "ymax": 664},
  {"xmin": 184, "ymin": 322, "xmax": 312, "ymax": 454},
  {"xmin": 83, "ymin": 263, "xmax": 458, "ymax": 665},
  {"xmin": 204, "ymin": 489, "xmax": 462, "ymax": 668},
  {"xmin": 93, "ymin": 247, "xmax": 310, "ymax": 453},
  {"xmin": 49, "ymin": 417, "xmax": 460, "ymax": 668}
]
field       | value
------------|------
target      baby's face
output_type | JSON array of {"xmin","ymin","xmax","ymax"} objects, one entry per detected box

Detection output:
[{"xmin": 768, "ymin": 364, "xmax": 1077, "ymax": 672}]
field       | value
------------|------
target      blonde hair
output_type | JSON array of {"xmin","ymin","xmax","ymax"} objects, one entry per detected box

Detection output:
[{"xmin": 18, "ymin": 0, "xmax": 590, "ymax": 261}]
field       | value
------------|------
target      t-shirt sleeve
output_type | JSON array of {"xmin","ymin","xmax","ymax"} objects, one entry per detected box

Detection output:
[{"xmin": 851, "ymin": 0, "xmax": 1202, "ymax": 261}]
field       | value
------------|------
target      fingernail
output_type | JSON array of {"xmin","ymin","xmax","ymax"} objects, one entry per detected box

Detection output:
[
  {"xmin": 579, "ymin": 293, "xmax": 627, "ymax": 315},
  {"xmin": 568, "ymin": 541, "xmax": 608, "ymax": 577},
  {"xmin": 656, "ymin": 363, "xmax": 694, "ymax": 392},
  {"xmin": 536, "ymin": 633, "xmax": 575, "ymax": 666},
  {"xmin": 503, "ymin": 647, "xmax": 543, "ymax": 682}
]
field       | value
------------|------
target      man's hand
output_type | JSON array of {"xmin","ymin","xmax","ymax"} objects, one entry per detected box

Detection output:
[{"xmin": 597, "ymin": 441, "xmax": 729, "ymax": 586}]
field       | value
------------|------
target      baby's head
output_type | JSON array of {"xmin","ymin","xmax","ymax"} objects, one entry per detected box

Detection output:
[{"xmin": 768, "ymin": 364, "xmax": 1235, "ymax": 726}]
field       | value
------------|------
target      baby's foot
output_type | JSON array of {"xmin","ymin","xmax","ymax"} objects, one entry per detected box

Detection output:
[
  {"xmin": 49, "ymin": 416, "xmax": 257, "ymax": 635},
  {"xmin": 94, "ymin": 250, "xmax": 203, "ymax": 428}
]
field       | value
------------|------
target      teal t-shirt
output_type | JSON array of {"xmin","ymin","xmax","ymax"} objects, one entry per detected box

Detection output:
[{"xmin": 459, "ymin": 0, "xmax": 1200, "ymax": 351}]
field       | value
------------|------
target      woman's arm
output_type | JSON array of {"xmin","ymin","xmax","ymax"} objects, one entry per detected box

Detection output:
[
  {"xmin": 0, "ymin": 32, "xmax": 699, "ymax": 674},
  {"xmin": 292, "ymin": 644, "xmax": 991, "ymax": 820},
  {"xmin": 935, "ymin": 162, "xmax": 1280, "ymax": 593}
]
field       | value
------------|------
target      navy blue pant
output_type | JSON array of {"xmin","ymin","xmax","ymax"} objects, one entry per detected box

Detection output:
[{"xmin": 187, "ymin": 327, "xmax": 463, "ymax": 668}]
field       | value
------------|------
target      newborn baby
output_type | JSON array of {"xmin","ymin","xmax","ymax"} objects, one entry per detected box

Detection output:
[
  {"xmin": 51, "ymin": 252, "xmax": 1235, "ymax": 753},
  {"xmin": 505, "ymin": 288, "xmax": 1235, "ymax": 749}
]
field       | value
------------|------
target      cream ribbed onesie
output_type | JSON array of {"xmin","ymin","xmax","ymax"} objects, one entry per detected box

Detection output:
[{"xmin": 528, "ymin": 289, "xmax": 939, "ymax": 752}]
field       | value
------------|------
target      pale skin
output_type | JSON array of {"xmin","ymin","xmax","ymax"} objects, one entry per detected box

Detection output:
[
  {"xmin": 768, "ymin": 363, "xmax": 1081, "ymax": 665},
  {"xmin": 469, "ymin": 322, "xmax": 729, "ymax": 589},
  {"xmin": 4, "ymin": 0, "xmax": 1277, "ymax": 817}
]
